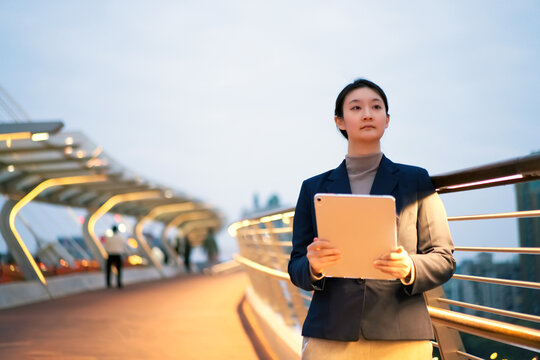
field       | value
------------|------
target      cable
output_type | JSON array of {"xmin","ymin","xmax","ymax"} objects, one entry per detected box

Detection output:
[
  {"xmin": 0, "ymin": 97, "xmax": 21, "ymax": 122},
  {"xmin": 0, "ymin": 83, "xmax": 31, "ymax": 122}
]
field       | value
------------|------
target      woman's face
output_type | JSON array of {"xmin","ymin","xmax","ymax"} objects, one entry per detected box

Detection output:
[{"xmin": 335, "ymin": 87, "xmax": 389, "ymax": 144}]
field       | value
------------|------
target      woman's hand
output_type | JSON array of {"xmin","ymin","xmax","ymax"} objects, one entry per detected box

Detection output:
[
  {"xmin": 373, "ymin": 246, "xmax": 412, "ymax": 280},
  {"xmin": 306, "ymin": 238, "xmax": 342, "ymax": 276}
]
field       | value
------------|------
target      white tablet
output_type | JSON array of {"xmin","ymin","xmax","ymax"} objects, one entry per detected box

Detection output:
[{"xmin": 314, "ymin": 193, "xmax": 397, "ymax": 279}]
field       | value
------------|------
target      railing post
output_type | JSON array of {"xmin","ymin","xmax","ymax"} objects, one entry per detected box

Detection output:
[
  {"xmin": 265, "ymin": 221, "xmax": 308, "ymax": 326},
  {"xmin": 425, "ymin": 286, "xmax": 465, "ymax": 360},
  {"xmin": 237, "ymin": 226, "xmax": 273, "ymax": 307},
  {"xmin": 252, "ymin": 223, "xmax": 295, "ymax": 326}
]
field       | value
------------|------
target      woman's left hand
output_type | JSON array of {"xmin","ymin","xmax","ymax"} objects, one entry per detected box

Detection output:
[{"xmin": 373, "ymin": 246, "xmax": 412, "ymax": 280}]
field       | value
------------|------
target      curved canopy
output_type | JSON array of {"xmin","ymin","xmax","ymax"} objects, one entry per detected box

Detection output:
[{"xmin": 0, "ymin": 121, "xmax": 222, "ymax": 230}]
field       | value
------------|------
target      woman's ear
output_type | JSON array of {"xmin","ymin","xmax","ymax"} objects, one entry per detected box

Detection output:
[
  {"xmin": 335, "ymin": 116, "xmax": 345, "ymax": 130},
  {"xmin": 385, "ymin": 114, "xmax": 390, "ymax": 128}
]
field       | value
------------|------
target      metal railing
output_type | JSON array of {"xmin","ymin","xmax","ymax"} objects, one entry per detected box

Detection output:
[{"xmin": 229, "ymin": 153, "xmax": 540, "ymax": 360}]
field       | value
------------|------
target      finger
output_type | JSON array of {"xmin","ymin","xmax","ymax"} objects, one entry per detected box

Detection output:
[
  {"xmin": 308, "ymin": 242, "xmax": 339, "ymax": 251},
  {"xmin": 373, "ymin": 259, "xmax": 409, "ymax": 267},
  {"xmin": 312, "ymin": 238, "xmax": 332, "ymax": 246},
  {"xmin": 315, "ymin": 257, "xmax": 343, "ymax": 268},
  {"xmin": 312, "ymin": 248, "xmax": 342, "ymax": 256},
  {"xmin": 317, "ymin": 255, "xmax": 343, "ymax": 264},
  {"xmin": 373, "ymin": 264, "xmax": 408, "ymax": 271},
  {"xmin": 309, "ymin": 256, "xmax": 342, "ymax": 272},
  {"xmin": 373, "ymin": 265, "xmax": 407, "ymax": 277},
  {"xmin": 308, "ymin": 239, "xmax": 333, "ymax": 247},
  {"xmin": 379, "ymin": 252, "xmax": 407, "ymax": 261},
  {"xmin": 310, "ymin": 250, "xmax": 343, "ymax": 259}
]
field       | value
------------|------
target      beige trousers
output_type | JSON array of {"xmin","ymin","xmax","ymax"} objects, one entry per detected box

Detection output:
[{"xmin": 302, "ymin": 336, "xmax": 432, "ymax": 360}]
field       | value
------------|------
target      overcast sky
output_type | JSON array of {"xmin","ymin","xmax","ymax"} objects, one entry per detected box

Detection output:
[{"xmin": 1, "ymin": 1, "xmax": 539, "ymax": 261}]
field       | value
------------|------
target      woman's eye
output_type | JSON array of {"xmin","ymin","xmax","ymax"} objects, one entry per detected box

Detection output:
[
  {"xmin": 351, "ymin": 106, "xmax": 361, "ymax": 110},
  {"xmin": 373, "ymin": 105, "xmax": 382, "ymax": 110}
]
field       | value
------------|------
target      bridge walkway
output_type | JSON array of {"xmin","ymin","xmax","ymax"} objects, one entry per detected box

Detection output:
[{"xmin": 0, "ymin": 271, "xmax": 261, "ymax": 360}]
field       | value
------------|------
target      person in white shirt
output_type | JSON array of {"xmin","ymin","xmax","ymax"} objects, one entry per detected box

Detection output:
[{"xmin": 104, "ymin": 225, "xmax": 127, "ymax": 288}]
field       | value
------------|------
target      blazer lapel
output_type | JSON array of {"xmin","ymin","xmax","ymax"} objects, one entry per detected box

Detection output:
[
  {"xmin": 370, "ymin": 155, "xmax": 399, "ymax": 195},
  {"xmin": 370, "ymin": 155, "xmax": 400, "ymax": 211},
  {"xmin": 325, "ymin": 160, "xmax": 352, "ymax": 194}
]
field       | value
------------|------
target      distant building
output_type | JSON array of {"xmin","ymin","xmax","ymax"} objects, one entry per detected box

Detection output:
[
  {"xmin": 242, "ymin": 192, "xmax": 285, "ymax": 218},
  {"xmin": 514, "ymin": 176, "xmax": 540, "ymax": 316},
  {"xmin": 444, "ymin": 253, "xmax": 524, "ymax": 318}
]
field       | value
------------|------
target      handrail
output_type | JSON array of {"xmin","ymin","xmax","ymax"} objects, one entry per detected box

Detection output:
[
  {"xmin": 431, "ymin": 152, "xmax": 540, "ymax": 193},
  {"xmin": 435, "ymin": 298, "xmax": 540, "ymax": 323},
  {"xmin": 448, "ymin": 209, "xmax": 540, "ymax": 221},
  {"xmin": 234, "ymin": 254, "xmax": 290, "ymax": 280},
  {"xmin": 234, "ymin": 253, "xmax": 540, "ymax": 352},
  {"xmin": 452, "ymin": 274, "xmax": 540, "ymax": 290},
  {"xmin": 455, "ymin": 350, "xmax": 484, "ymax": 360},
  {"xmin": 428, "ymin": 307, "xmax": 540, "ymax": 353},
  {"xmin": 454, "ymin": 246, "xmax": 540, "ymax": 254}
]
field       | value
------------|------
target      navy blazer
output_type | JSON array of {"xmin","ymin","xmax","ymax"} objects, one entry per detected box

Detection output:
[{"xmin": 288, "ymin": 155, "xmax": 455, "ymax": 341}]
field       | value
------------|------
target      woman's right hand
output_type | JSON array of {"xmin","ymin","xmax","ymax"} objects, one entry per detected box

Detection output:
[{"xmin": 306, "ymin": 238, "xmax": 342, "ymax": 276}]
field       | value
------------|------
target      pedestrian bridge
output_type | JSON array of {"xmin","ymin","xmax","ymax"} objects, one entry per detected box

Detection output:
[{"xmin": 0, "ymin": 121, "xmax": 539, "ymax": 359}]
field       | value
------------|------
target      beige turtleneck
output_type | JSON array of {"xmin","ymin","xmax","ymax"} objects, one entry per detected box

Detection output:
[{"xmin": 345, "ymin": 152, "xmax": 383, "ymax": 194}]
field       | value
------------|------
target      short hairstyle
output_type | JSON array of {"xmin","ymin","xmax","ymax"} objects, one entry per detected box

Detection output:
[
  {"xmin": 112, "ymin": 225, "xmax": 118, "ymax": 233},
  {"xmin": 334, "ymin": 79, "xmax": 389, "ymax": 139}
]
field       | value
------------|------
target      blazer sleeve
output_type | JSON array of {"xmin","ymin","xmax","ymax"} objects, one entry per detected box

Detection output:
[
  {"xmin": 288, "ymin": 180, "xmax": 325, "ymax": 291},
  {"xmin": 405, "ymin": 169, "xmax": 456, "ymax": 295}
]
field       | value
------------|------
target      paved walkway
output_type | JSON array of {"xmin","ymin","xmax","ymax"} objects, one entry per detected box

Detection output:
[{"xmin": 0, "ymin": 271, "xmax": 260, "ymax": 359}]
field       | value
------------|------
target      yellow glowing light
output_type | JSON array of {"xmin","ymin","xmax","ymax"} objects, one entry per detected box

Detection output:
[
  {"xmin": 64, "ymin": 146, "xmax": 73, "ymax": 155},
  {"xmin": 490, "ymin": 352, "xmax": 498, "ymax": 360},
  {"xmin": 438, "ymin": 174, "xmax": 523, "ymax": 191},
  {"xmin": 283, "ymin": 211, "xmax": 295, "ymax": 218},
  {"xmin": 228, "ymin": 222, "xmax": 241, "ymax": 237},
  {"xmin": 127, "ymin": 255, "xmax": 144, "ymax": 265},
  {"xmin": 8, "ymin": 174, "xmax": 107, "ymax": 285},
  {"xmin": 260, "ymin": 213, "xmax": 283, "ymax": 223},
  {"xmin": 86, "ymin": 191, "xmax": 163, "ymax": 261},
  {"xmin": 86, "ymin": 158, "xmax": 103, "ymax": 168},
  {"xmin": 31, "ymin": 132, "xmax": 49, "ymax": 142},
  {"xmin": 118, "ymin": 223, "xmax": 127, "ymax": 233},
  {"xmin": 81, "ymin": 259, "xmax": 89, "ymax": 267},
  {"xmin": 76, "ymin": 150, "xmax": 85, "ymax": 158},
  {"xmin": 92, "ymin": 146, "xmax": 102, "ymax": 157},
  {"xmin": 135, "ymin": 203, "xmax": 201, "ymax": 271},
  {"xmin": 182, "ymin": 218, "xmax": 220, "ymax": 235},
  {"xmin": 164, "ymin": 190, "xmax": 173, "ymax": 198},
  {"xmin": 9, "ymin": 265, "xmax": 15, "ymax": 271},
  {"xmin": 59, "ymin": 259, "xmax": 68, "ymax": 267},
  {"xmin": 7, "ymin": 165, "xmax": 15, "ymax": 172},
  {"xmin": 128, "ymin": 237, "xmax": 138, "ymax": 249},
  {"xmin": 0, "ymin": 132, "xmax": 31, "ymax": 142},
  {"xmin": 65, "ymin": 136, "xmax": 74, "ymax": 145},
  {"xmin": 0, "ymin": 131, "xmax": 33, "ymax": 148}
]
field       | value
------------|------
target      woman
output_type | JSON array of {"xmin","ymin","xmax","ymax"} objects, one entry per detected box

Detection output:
[{"xmin": 288, "ymin": 79, "xmax": 456, "ymax": 359}]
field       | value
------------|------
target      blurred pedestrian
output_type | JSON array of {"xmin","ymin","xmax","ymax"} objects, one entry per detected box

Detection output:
[{"xmin": 104, "ymin": 225, "xmax": 127, "ymax": 288}]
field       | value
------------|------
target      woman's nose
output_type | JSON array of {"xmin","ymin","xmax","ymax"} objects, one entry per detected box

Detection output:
[{"xmin": 363, "ymin": 109, "xmax": 373, "ymax": 119}]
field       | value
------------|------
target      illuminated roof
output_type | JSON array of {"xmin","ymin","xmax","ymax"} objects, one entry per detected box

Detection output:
[{"xmin": 0, "ymin": 121, "xmax": 222, "ymax": 231}]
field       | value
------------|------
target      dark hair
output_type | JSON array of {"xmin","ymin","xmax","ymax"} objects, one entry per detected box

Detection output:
[
  {"xmin": 112, "ymin": 225, "xmax": 118, "ymax": 233},
  {"xmin": 334, "ymin": 79, "xmax": 389, "ymax": 139}
]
